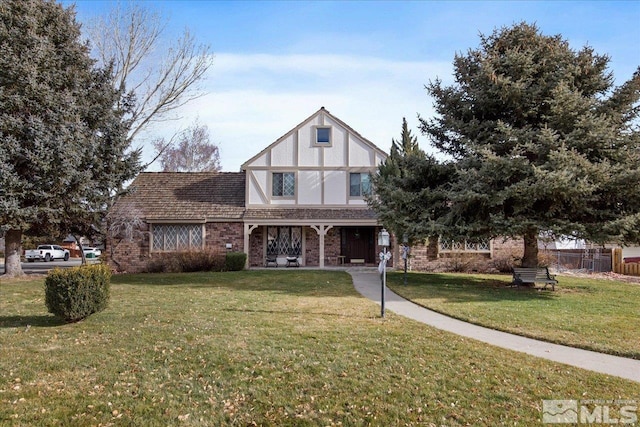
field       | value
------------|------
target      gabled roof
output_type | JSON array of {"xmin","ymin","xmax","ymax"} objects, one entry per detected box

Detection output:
[
  {"xmin": 115, "ymin": 172, "xmax": 245, "ymax": 221},
  {"xmin": 241, "ymin": 106, "xmax": 387, "ymax": 170}
]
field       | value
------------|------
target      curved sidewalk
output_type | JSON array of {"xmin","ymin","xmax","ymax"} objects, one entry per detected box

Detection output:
[{"xmin": 348, "ymin": 270, "xmax": 640, "ymax": 383}]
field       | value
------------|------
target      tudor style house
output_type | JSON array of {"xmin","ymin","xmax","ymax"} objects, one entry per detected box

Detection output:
[
  {"xmin": 242, "ymin": 107, "xmax": 387, "ymax": 268},
  {"xmin": 108, "ymin": 107, "xmax": 391, "ymax": 273}
]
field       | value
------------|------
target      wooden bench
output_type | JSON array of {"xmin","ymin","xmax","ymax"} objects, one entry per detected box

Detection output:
[{"xmin": 512, "ymin": 267, "xmax": 557, "ymax": 291}]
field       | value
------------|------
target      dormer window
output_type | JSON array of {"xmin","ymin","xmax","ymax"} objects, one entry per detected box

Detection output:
[{"xmin": 315, "ymin": 126, "xmax": 331, "ymax": 146}]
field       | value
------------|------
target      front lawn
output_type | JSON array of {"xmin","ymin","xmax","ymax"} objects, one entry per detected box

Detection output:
[
  {"xmin": 1, "ymin": 271, "xmax": 638, "ymax": 426},
  {"xmin": 387, "ymin": 271, "xmax": 640, "ymax": 359}
]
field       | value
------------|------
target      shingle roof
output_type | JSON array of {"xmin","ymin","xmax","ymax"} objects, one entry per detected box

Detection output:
[
  {"xmin": 116, "ymin": 172, "xmax": 245, "ymax": 221},
  {"xmin": 243, "ymin": 208, "xmax": 378, "ymax": 221}
]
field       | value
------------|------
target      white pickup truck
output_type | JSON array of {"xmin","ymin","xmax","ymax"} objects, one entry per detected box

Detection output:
[{"xmin": 24, "ymin": 245, "xmax": 70, "ymax": 262}]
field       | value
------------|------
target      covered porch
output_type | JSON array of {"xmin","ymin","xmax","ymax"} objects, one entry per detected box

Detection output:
[{"xmin": 243, "ymin": 209, "xmax": 385, "ymax": 268}]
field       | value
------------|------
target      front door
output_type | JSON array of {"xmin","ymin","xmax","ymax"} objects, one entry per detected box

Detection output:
[{"xmin": 342, "ymin": 227, "xmax": 375, "ymax": 264}]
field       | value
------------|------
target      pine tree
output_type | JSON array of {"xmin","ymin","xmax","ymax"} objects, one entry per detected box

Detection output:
[
  {"xmin": 370, "ymin": 119, "xmax": 454, "ymax": 244},
  {"xmin": 420, "ymin": 22, "xmax": 640, "ymax": 267},
  {"xmin": 390, "ymin": 118, "xmax": 422, "ymax": 161},
  {"xmin": 0, "ymin": 0, "xmax": 141, "ymax": 276}
]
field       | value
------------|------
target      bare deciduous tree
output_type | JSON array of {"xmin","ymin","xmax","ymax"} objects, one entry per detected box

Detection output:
[
  {"xmin": 87, "ymin": 1, "xmax": 214, "ymax": 145},
  {"xmin": 153, "ymin": 121, "xmax": 221, "ymax": 172}
]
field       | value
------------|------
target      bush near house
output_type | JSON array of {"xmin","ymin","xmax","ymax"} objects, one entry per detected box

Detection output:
[
  {"xmin": 146, "ymin": 251, "xmax": 226, "ymax": 273},
  {"xmin": 145, "ymin": 251, "xmax": 247, "ymax": 273},
  {"xmin": 419, "ymin": 251, "xmax": 563, "ymax": 274},
  {"xmin": 44, "ymin": 264, "xmax": 111, "ymax": 322},
  {"xmin": 225, "ymin": 251, "xmax": 247, "ymax": 271}
]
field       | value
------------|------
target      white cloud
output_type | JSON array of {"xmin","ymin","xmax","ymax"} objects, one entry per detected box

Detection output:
[{"xmin": 142, "ymin": 53, "xmax": 453, "ymax": 172}]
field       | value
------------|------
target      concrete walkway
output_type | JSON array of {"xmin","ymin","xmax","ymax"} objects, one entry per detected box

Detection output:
[{"xmin": 348, "ymin": 269, "xmax": 640, "ymax": 383}]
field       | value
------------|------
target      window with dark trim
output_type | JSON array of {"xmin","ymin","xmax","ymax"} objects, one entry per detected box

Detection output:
[{"xmin": 349, "ymin": 173, "xmax": 371, "ymax": 197}]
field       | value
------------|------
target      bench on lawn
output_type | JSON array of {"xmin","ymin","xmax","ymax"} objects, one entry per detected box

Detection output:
[{"xmin": 512, "ymin": 267, "xmax": 557, "ymax": 291}]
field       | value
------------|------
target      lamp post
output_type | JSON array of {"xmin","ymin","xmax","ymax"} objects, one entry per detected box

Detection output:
[{"xmin": 378, "ymin": 228, "xmax": 390, "ymax": 318}]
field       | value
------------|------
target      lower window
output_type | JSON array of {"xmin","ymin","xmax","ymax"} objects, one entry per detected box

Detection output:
[
  {"xmin": 439, "ymin": 239, "xmax": 490, "ymax": 252},
  {"xmin": 267, "ymin": 226, "xmax": 302, "ymax": 256},
  {"xmin": 152, "ymin": 224, "xmax": 203, "ymax": 251}
]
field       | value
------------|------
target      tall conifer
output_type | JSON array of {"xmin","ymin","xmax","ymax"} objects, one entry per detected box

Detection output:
[
  {"xmin": 0, "ymin": 0, "xmax": 141, "ymax": 276},
  {"xmin": 420, "ymin": 22, "xmax": 640, "ymax": 266}
]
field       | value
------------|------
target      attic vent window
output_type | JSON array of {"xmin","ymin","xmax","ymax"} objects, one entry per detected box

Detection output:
[{"xmin": 315, "ymin": 127, "xmax": 331, "ymax": 145}]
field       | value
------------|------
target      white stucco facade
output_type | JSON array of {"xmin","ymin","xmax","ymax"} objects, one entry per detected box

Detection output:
[
  {"xmin": 241, "ymin": 107, "xmax": 388, "ymax": 268},
  {"xmin": 242, "ymin": 107, "xmax": 386, "ymax": 208}
]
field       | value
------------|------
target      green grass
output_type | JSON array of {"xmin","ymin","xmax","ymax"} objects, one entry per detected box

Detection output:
[
  {"xmin": 387, "ymin": 271, "xmax": 640, "ymax": 359},
  {"xmin": 1, "ymin": 271, "xmax": 638, "ymax": 426}
]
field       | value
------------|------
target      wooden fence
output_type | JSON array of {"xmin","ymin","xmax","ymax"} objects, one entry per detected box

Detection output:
[{"xmin": 612, "ymin": 248, "xmax": 640, "ymax": 276}]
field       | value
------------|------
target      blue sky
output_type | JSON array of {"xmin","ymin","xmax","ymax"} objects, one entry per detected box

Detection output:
[{"xmin": 64, "ymin": 1, "xmax": 640, "ymax": 171}]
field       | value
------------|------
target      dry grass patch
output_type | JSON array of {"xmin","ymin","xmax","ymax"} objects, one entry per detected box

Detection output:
[
  {"xmin": 387, "ymin": 271, "xmax": 640, "ymax": 359},
  {"xmin": 1, "ymin": 270, "xmax": 638, "ymax": 426}
]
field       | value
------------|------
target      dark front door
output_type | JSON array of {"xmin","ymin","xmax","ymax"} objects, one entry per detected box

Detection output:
[{"xmin": 342, "ymin": 227, "xmax": 375, "ymax": 264}]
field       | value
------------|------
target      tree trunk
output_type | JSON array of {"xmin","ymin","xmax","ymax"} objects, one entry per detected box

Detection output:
[
  {"xmin": 522, "ymin": 228, "xmax": 539, "ymax": 268},
  {"xmin": 4, "ymin": 229, "xmax": 23, "ymax": 277}
]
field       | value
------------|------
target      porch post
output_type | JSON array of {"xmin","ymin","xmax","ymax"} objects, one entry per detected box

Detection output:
[
  {"xmin": 311, "ymin": 225, "xmax": 333, "ymax": 268},
  {"xmin": 244, "ymin": 224, "xmax": 259, "ymax": 268}
]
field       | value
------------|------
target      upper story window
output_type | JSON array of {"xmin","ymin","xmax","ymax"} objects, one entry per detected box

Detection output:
[
  {"xmin": 315, "ymin": 126, "xmax": 331, "ymax": 145},
  {"xmin": 350, "ymin": 172, "xmax": 371, "ymax": 197},
  {"xmin": 272, "ymin": 172, "xmax": 295, "ymax": 197}
]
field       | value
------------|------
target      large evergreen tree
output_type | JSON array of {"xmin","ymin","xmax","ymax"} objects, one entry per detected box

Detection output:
[
  {"xmin": 418, "ymin": 22, "xmax": 640, "ymax": 267},
  {"xmin": 0, "ymin": 0, "xmax": 141, "ymax": 276}
]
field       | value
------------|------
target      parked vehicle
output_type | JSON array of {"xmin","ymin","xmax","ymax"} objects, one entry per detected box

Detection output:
[
  {"xmin": 82, "ymin": 247, "xmax": 102, "ymax": 258},
  {"xmin": 24, "ymin": 245, "xmax": 70, "ymax": 262}
]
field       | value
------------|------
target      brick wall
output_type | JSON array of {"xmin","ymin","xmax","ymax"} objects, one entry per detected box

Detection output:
[
  {"xmin": 407, "ymin": 239, "xmax": 429, "ymax": 271},
  {"xmin": 107, "ymin": 221, "xmax": 245, "ymax": 273},
  {"xmin": 249, "ymin": 226, "xmax": 264, "ymax": 267},
  {"xmin": 205, "ymin": 222, "xmax": 244, "ymax": 254},
  {"xmin": 305, "ymin": 228, "xmax": 319, "ymax": 266},
  {"xmin": 324, "ymin": 228, "xmax": 341, "ymax": 265},
  {"xmin": 402, "ymin": 237, "xmax": 528, "ymax": 272},
  {"xmin": 492, "ymin": 237, "xmax": 524, "ymax": 260},
  {"xmin": 106, "ymin": 222, "xmax": 151, "ymax": 273}
]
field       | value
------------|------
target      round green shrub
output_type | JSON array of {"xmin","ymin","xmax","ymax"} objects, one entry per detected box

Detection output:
[
  {"xmin": 45, "ymin": 264, "xmax": 111, "ymax": 322},
  {"xmin": 225, "ymin": 251, "xmax": 247, "ymax": 271}
]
